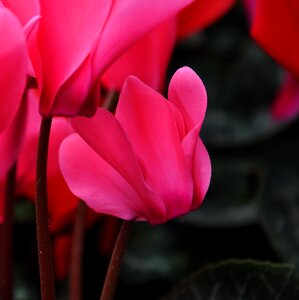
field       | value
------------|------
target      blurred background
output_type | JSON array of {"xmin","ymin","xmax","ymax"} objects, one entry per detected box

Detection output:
[{"xmin": 11, "ymin": 1, "xmax": 299, "ymax": 299}]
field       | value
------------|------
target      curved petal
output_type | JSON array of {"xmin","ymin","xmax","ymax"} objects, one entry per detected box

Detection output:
[
  {"xmin": 0, "ymin": 7, "xmax": 27, "ymax": 132},
  {"xmin": 177, "ymin": 0, "xmax": 236, "ymax": 38},
  {"xmin": 116, "ymin": 76, "xmax": 193, "ymax": 219},
  {"xmin": 93, "ymin": 0, "xmax": 193, "ymax": 75},
  {"xmin": 60, "ymin": 134, "xmax": 163, "ymax": 223},
  {"xmin": 36, "ymin": 0, "xmax": 112, "ymax": 116},
  {"xmin": 101, "ymin": 18, "xmax": 177, "ymax": 92},
  {"xmin": 191, "ymin": 138, "xmax": 211, "ymax": 209},
  {"xmin": 251, "ymin": 0, "xmax": 299, "ymax": 78},
  {"xmin": 168, "ymin": 66, "xmax": 207, "ymax": 133}
]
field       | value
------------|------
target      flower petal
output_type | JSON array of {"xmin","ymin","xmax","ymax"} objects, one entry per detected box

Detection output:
[
  {"xmin": 191, "ymin": 138, "xmax": 211, "ymax": 209},
  {"xmin": 116, "ymin": 76, "xmax": 193, "ymax": 219},
  {"xmin": 36, "ymin": 0, "xmax": 112, "ymax": 115},
  {"xmin": 60, "ymin": 134, "xmax": 161, "ymax": 222},
  {"xmin": 251, "ymin": 0, "xmax": 299, "ymax": 78},
  {"xmin": 0, "ymin": 7, "xmax": 27, "ymax": 133},
  {"xmin": 168, "ymin": 66, "xmax": 207, "ymax": 133}
]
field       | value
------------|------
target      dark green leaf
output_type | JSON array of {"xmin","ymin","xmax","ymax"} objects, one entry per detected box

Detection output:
[{"xmin": 162, "ymin": 260, "xmax": 299, "ymax": 300}]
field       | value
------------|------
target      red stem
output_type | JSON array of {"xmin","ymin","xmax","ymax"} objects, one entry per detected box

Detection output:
[
  {"xmin": 100, "ymin": 220, "xmax": 133, "ymax": 300},
  {"xmin": 69, "ymin": 200, "xmax": 87, "ymax": 300},
  {"xmin": 35, "ymin": 116, "xmax": 56, "ymax": 300},
  {"xmin": 0, "ymin": 164, "xmax": 16, "ymax": 300}
]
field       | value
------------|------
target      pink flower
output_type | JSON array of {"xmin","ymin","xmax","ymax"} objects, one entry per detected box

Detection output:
[
  {"xmin": 60, "ymin": 67, "xmax": 211, "ymax": 225},
  {"xmin": 29, "ymin": 0, "xmax": 194, "ymax": 117},
  {"xmin": 102, "ymin": 0, "xmax": 236, "ymax": 92}
]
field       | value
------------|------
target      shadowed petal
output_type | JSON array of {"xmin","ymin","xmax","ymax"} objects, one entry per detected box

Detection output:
[{"xmin": 0, "ymin": 7, "xmax": 27, "ymax": 133}]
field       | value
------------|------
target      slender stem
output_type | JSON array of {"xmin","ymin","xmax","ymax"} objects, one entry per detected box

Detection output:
[
  {"xmin": 0, "ymin": 164, "xmax": 16, "ymax": 300},
  {"xmin": 100, "ymin": 220, "xmax": 133, "ymax": 300},
  {"xmin": 69, "ymin": 200, "xmax": 87, "ymax": 300},
  {"xmin": 35, "ymin": 116, "xmax": 56, "ymax": 300}
]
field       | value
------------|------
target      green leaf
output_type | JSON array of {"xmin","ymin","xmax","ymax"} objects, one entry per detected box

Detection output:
[{"xmin": 162, "ymin": 260, "xmax": 299, "ymax": 300}]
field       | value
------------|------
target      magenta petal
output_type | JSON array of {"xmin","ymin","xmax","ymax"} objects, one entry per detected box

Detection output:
[
  {"xmin": 94, "ymin": 0, "xmax": 193, "ymax": 75},
  {"xmin": 0, "ymin": 7, "xmax": 27, "ymax": 133},
  {"xmin": 60, "ymin": 134, "xmax": 159, "ymax": 222},
  {"xmin": 168, "ymin": 66, "xmax": 207, "ymax": 133},
  {"xmin": 116, "ymin": 76, "xmax": 193, "ymax": 219},
  {"xmin": 36, "ymin": 0, "xmax": 112, "ymax": 115}
]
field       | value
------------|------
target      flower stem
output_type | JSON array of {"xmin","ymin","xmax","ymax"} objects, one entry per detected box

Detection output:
[
  {"xmin": 69, "ymin": 200, "xmax": 87, "ymax": 300},
  {"xmin": 100, "ymin": 220, "xmax": 133, "ymax": 300},
  {"xmin": 0, "ymin": 164, "xmax": 16, "ymax": 300},
  {"xmin": 35, "ymin": 116, "xmax": 56, "ymax": 300}
]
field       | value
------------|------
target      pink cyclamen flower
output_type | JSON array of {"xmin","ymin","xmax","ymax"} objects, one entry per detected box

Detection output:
[
  {"xmin": 60, "ymin": 67, "xmax": 211, "ymax": 225},
  {"xmin": 29, "ymin": 0, "xmax": 194, "ymax": 117}
]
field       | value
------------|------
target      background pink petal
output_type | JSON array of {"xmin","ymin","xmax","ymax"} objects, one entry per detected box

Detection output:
[
  {"xmin": 0, "ymin": 7, "xmax": 27, "ymax": 133},
  {"xmin": 116, "ymin": 76, "xmax": 193, "ymax": 219},
  {"xmin": 251, "ymin": 0, "xmax": 299, "ymax": 78},
  {"xmin": 168, "ymin": 66, "xmax": 207, "ymax": 133}
]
